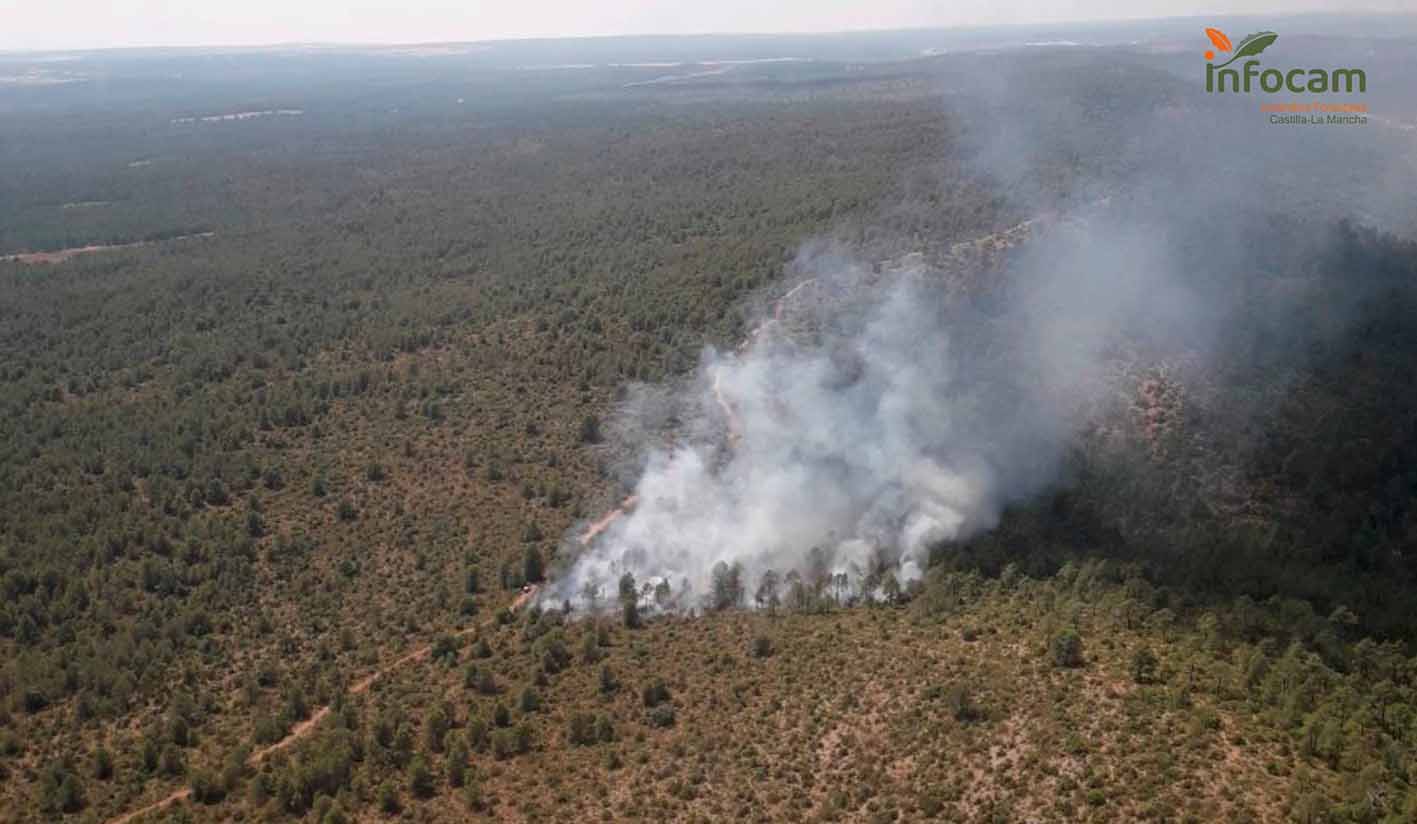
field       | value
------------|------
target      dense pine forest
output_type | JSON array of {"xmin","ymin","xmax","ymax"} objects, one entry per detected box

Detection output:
[{"xmin": 3, "ymin": 21, "xmax": 1417, "ymax": 823}]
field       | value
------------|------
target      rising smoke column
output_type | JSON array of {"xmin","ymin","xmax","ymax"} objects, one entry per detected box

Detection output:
[
  {"xmin": 548, "ymin": 224, "xmax": 1149, "ymax": 610},
  {"xmin": 545, "ymin": 41, "xmax": 1416, "ymax": 614}
]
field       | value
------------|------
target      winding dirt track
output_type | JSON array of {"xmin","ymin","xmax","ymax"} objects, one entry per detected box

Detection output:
[
  {"xmin": 107, "ymin": 788, "xmax": 191, "ymax": 824},
  {"xmin": 711, "ymin": 370, "xmax": 743, "ymax": 447},
  {"xmin": 775, "ymin": 278, "xmax": 816, "ymax": 321},
  {"xmin": 580, "ymin": 495, "xmax": 639, "ymax": 545},
  {"xmin": 103, "ymin": 588, "xmax": 539, "ymax": 824},
  {"xmin": 0, "ymin": 233, "xmax": 216, "ymax": 265}
]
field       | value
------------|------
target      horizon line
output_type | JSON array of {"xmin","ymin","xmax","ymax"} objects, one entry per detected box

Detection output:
[{"xmin": 2, "ymin": 9, "xmax": 1412, "ymax": 57}]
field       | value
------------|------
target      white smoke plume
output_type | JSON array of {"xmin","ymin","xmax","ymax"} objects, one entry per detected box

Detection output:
[
  {"xmin": 539, "ymin": 42, "xmax": 1417, "ymax": 615},
  {"xmin": 548, "ymin": 213, "xmax": 1197, "ymax": 612}
]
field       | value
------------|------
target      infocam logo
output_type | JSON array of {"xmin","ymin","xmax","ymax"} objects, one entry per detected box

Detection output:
[{"xmin": 1203, "ymin": 27, "xmax": 1366, "ymax": 94}]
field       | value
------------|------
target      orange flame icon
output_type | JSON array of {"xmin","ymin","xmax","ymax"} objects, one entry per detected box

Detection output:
[{"xmin": 1204, "ymin": 27, "xmax": 1232, "ymax": 61}]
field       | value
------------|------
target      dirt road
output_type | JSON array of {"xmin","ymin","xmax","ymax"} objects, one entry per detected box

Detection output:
[
  {"xmin": 103, "ymin": 586, "xmax": 539, "ymax": 824},
  {"xmin": 580, "ymin": 495, "xmax": 638, "ymax": 545},
  {"xmin": 1, "ymin": 233, "xmax": 215, "ymax": 265}
]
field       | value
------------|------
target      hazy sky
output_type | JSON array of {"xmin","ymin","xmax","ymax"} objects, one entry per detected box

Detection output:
[{"xmin": 0, "ymin": 0, "xmax": 1404, "ymax": 52}]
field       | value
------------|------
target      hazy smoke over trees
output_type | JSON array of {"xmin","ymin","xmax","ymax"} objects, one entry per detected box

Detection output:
[
  {"xmin": 549, "ymin": 49, "xmax": 1416, "ymax": 614},
  {"xmin": 550, "ymin": 207, "xmax": 1213, "ymax": 610}
]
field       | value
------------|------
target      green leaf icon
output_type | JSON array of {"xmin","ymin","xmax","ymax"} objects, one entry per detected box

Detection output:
[
  {"xmin": 1234, "ymin": 31, "xmax": 1278, "ymax": 57},
  {"xmin": 1215, "ymin": 31, "xmax": 1278, "ymax": 68}
]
